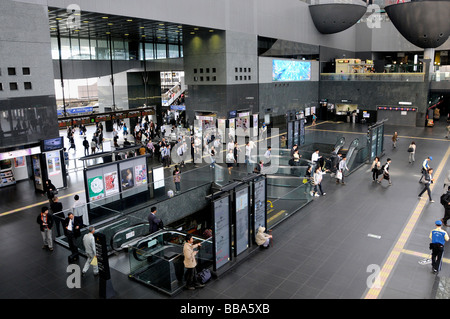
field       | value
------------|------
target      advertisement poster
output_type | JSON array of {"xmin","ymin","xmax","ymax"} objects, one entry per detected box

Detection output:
[
  {"xmin": 121, "ymin": 167, "xmax": 134, "ymax": 190},
  {"xmin": 135, "ymin": 164, "xmax": 147, "ymax": 186},
  {"xmin": 214, "ymin": 196, "xmax": 230, "ymax": 270},
  {"xmin": 14, "ymin": 157, "xmax": 25, "ymax": 168},
  {"xmin": 88, "ymin": 176, "xmax": 105, "ymax": 201},
  {"xmin": 104, "ymin": 171, "xmax": 119, "ymax": 196}
]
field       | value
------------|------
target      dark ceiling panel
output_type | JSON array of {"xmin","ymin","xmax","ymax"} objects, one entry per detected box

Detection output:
[{"xmin": 48, "ymin": 7, "xmax": 216, "ymax": 44}]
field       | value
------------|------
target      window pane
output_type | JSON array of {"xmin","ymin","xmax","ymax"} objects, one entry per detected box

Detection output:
[
  {"xmin": 168, "ymin": 44, "xmax": 179, "ymax": 58},
  {"xmin": 156, "ymin": 43, "xmax": 166, "ymax": 59}
]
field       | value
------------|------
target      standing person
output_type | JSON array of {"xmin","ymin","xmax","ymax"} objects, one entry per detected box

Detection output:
[
  {"xmin": 445, "ymin": 124, "xmax": 450, "ymax": 139},
  {"xmin": 392, "ymin": 132, "xmax": 399, "ymax": 148},
  {"xmin": 408, "ymin": 141, "xmax": 416, "ymax": 164},
  {"xmin": 337, "ymin": 156, "xmax": 349, "ymax": 185},
  {"xmin": 147, "ymin": 207, "xmax": 163, "ymax": 234},
  {"xmin": 63, "ymin": 148, "xmax": 69, "ymax": 171},
  {"xmin": 68, "ymin": 134, "xmax": 76, "ymax": 152},
  {"xmin": 73, "ymin": 194, "xmax": 89, "ymax": 227},
  {"xmin": 82, "ymin": 137, "xmax": 89, "ymax": 156},
  {"xmin": 183, "ymin": 234, "xmax": 204, "ymax": 290},
  {"xmin": 50, "ymin": 196, "xmax": 63, "ymax": 237},
  {"xmin": 440, "ymin": 186, "xmax": 450, "ymax": 226},
  {"xmin": 123, "ymin": 123, "xmax": 128, "ymax": 136},
  {"xmin": 371, "ymin": 156, "xmax": 381, "ymax": 182},
  {"xmin": 36, "ymin": 206, "xmax": 54, "ymax": 251},
  {"xmin": 63, "ymin": 212, "xmax": 81, "ymax": 257},
  {"xmin": 264, "ymin": 146, "xmax": 272, "ymax": 166},
  {"xmin": 82, "ymin": 226, "xmax": 98, "ymax": 277},
  {"xmin": 429, "ymin": 220, "xmax": 449, "ymax": 274},
  {"xmin": 233, "ymin": 141, "xmax": 241, "ymax": 167},
  {"xmin": 313, "ymin": 166, "xmax": 326, "ymax": 197},
  {"xmin": 418, "ymin": 168, "xmax": 435, "ymax": 203},
  {"xmin": 420, "ymin": 157, "xmax": 432, "ymax": 183},
  {"xmin": 226, "ymin": 149, "xmax": 235, "ymax": 175},
  {"xmin": 377, "ymin": 158, "xmax": 392, "ymax": 186},
  {"xmin": 44, "ymin": 179, "xmax": 57, "ymax": 202},
  {"xmin": 209, "ymin": 146, "xmax": 216, "ymax": 168},
  {"xmin": 90, "ymin": 138, "xmax": 97, "ymax": 155},
  {"xmin": 245, "ymin": 141, "xmax": 252, "ymax": 165},
  {"xmin": 311, "ymin": 149, "xmax": 321, "ymax": 171},
  {"xmin": 312, "ymin": 113, "xmax": 317, "ymax": 125},
  {"xmin": 173, "ymin": 165, "xmax": 181, "ymax": 193}
]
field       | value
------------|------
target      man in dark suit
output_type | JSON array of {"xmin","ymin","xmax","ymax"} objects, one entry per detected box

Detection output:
[
  {"xmin": 63, "ymin": 212, "xmax": 81, "ymax": 256},
  {"xmin": 148, "ymin": 207, "xmax": 162, "ymax": 234}
]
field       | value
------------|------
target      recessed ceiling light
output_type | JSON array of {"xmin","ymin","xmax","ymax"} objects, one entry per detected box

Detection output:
[
  {"xmin": 83, "ymin": 20, "xmax": 89, "ymax": 23},
  {"xmin": 177, "ymin": 25, "xmax": 182, "ymax": 28},
  {"xmin": 190, "ymin": 32, "xmax": 195, "ymax": 35},
  {"xmin": 74, "ymin": 29, "xmax": 80, "ymax": 32},
  {"xmin": 102, "ymin": 16, "xmax": 108, "ymax": 19},
  {"xmin": 158, "ymin": 28, "xmax": 163, "ymax": 31},
  {"xmin": 108, "ymin": 23, "xmax": 113, "ymax": 25},
  {"xmin": 140, "ymin": 26, "xmax": 145, "ymax": 29},
  {"xmin": 142, "ymin": 35, "xmax": 146, "ymax": 37},
  {"xmin": 209, "ymin": 30, "xmax": 214, "ymax": 32},
  {"xmin": 124, "ymin": 34, "xmax": 129, "ymax": 36},
  {"xmin": 158, "ymin": 23, "xmax": 164, "ymax": 25},
  {"xmin": 194, "ymin": 28, "xmax": 199, "ymax": 30},
  {"xmin": 55, "ymin": 17, "xmax": 62, "ymax": 20},
  {"xmin": 127, "ymin": 19, "xmax": 133, "ymax": 22}
]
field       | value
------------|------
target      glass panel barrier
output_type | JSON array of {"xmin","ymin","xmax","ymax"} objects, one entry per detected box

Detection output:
[{"xmin": 128, "ymin": 230, "xmax": 213, "ymax": 295}]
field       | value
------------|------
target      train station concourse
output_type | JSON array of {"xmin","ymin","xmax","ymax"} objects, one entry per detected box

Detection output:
[{"xmin": 1, "ymin": 0, "xmax": 450, "ymax": 308}]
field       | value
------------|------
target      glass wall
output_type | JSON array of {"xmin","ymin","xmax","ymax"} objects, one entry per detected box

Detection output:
[{"xmin": 51, "ymin": 36, "xmax": 182, "ymax": 61}]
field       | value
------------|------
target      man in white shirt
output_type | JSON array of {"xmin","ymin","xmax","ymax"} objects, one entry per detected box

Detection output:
[
  {"xmin": 82, "ymin": 226, "xmax": 98, "ymax": 276},
  {"xmin": 337, "ymin": 156, "xmax": 349, "ymax": 185},
  {"xmin": 311, "ymin": 149, "xmax": 321, "ymax": 170}
]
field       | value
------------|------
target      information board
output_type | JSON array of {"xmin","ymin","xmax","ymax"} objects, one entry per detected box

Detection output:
[
  {"xmin": 253, "ymin": 178, "xmax": 267, "ymax": 242},
  {"xmin": 234, "ymin": 187, "xmax": 249, "ymax": 256},
  {"xmin": 294, "ymin": 120, "xmax": 300, "ymax": 146},
  {"xmin": 299, "ymin": 119, "xmax": 305, "ymax": 145},
  {"xmin": 287, "ymin": 121, "xmax": 294, "ymax": 150},
  {"xmin": 213, "ymin": 196, "xmax": 231, "ymax": 270}
]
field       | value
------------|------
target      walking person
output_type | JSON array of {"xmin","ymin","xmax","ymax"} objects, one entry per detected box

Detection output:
[
  {"xmin": 36, "ymin": 206, "xmax": 54, "ymax": 251},
  {"xmin": 419, "ymin": 157, "xmax": 432, "ymax": 183},
  {"xmin": 440, "ymin": 186, "xmax": 450, "ymax": 226},
  {"xmin": 312, "ymin": 166, "xmax": 326, "ymax": 197},
  {"xmin": 377, "ymin": 158, "xmax": 392, "ymax": 186},
  {"xmin": 183, "ymin": 234, "xmax": 204, "ymax": 290},
  {"xmin": 371, "ymin": 156, "xmax": 381, "ymax": 182},
  {"xmin": 173, "ymin": 165, "xmax": 181, "ymax": 193},
  {"xmin": 50, "ymin": 196, "xmax": 63, "ymax": 237},
  {"xmin": 82, "ymin": 226, "xmax": 99, "ymax": 277},
  {"xmin": 429, "ymin": 220, "xmax": 449, "ymax": 274},
  {"xmin": 418, "ymin": 168, "xmax": 435, "ymax": 203},
  {"xmin": 392, "ymin": 132, "xmax": 399, "ymax": 149},
  {"xmin": 408, "ymin": 141, "xmax": 416, "ymax": 164}
]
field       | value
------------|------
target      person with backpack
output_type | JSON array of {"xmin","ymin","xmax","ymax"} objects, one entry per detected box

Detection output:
[
  {"xmin": 441, "ymin": 186, "xmax": 450, "ymax": 226},
  {"xmin": 418, "ymin": 168, "xmax": 435, "ymax": 202}
]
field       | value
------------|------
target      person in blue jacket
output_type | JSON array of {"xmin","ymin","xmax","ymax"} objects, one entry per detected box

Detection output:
[{"xmin": 430, "ymin": 220, "xmax": 449, "ymax": 274}]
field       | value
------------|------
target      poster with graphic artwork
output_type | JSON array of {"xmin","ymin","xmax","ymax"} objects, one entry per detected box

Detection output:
[
  {"xmin": 134, "ymin": 164, "xmax": 147, "ymax": 186},
  {"xmin": 104, "ymin": 171, "xmax": 119, "ymax": 196},
  {"xmin": 88, "ymin": 176, "xmax": 105, "ymax": 201}
]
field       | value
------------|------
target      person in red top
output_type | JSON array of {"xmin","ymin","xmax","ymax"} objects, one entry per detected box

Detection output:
[{"xmin": 36, "ymin": 206, "xmax": 54, "ymax": 251}]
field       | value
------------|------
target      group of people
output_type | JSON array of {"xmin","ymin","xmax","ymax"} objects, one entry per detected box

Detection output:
[{"xmin": 37, "ymin": 187, "xmax": 98, "ymax": 276}]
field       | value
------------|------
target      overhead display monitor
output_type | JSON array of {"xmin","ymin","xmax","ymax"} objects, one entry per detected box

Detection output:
[
  {"xmin": 42, "ymin": 137, "xmax": 63, "ymax": 152},
  {"xmin": 272, "ymin": 59, "xmax": 311, "ymax": 82}
]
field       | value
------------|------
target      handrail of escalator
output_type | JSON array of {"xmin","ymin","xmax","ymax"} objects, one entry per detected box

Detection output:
[{"xmin": 110, "ymin": 222, "xmax": 150, "ymax": 252}]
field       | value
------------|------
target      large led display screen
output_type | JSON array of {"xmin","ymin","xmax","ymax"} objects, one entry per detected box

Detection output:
[{"xmin": 272, "ymin": 59, "xmax": 311, "ymax": 82}]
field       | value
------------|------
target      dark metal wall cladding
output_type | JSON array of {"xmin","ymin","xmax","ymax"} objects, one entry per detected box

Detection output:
[
  {"xmin": 308, "ymin": 3, "xmax": 367, "ymax": 34},
  {"xmin": 385, "ymin": 0, "xmax": 450, "ymax": 48}
]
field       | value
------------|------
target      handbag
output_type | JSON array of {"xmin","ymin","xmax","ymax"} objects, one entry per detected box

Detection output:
[
  {"xmin": 407, "ymin": 147, "xmax": 414, "ymax": 152},
  {"xmin": 336, "ymin": 171, "xmax": 342, "ymax": 180}
]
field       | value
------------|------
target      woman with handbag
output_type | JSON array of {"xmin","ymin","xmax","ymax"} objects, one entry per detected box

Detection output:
[
  {"xmin": 371, "ymin": 157, "xmax": 381, "ymax": 182},
  {"xmin": 408, "ymin": 141, "xmax": 416, "ymax": 164}
]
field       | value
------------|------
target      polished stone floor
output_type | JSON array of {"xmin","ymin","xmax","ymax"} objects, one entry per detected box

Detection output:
[{"xmin": 1, "ymin": 119, "xmax": 450, "ymax": 306}]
